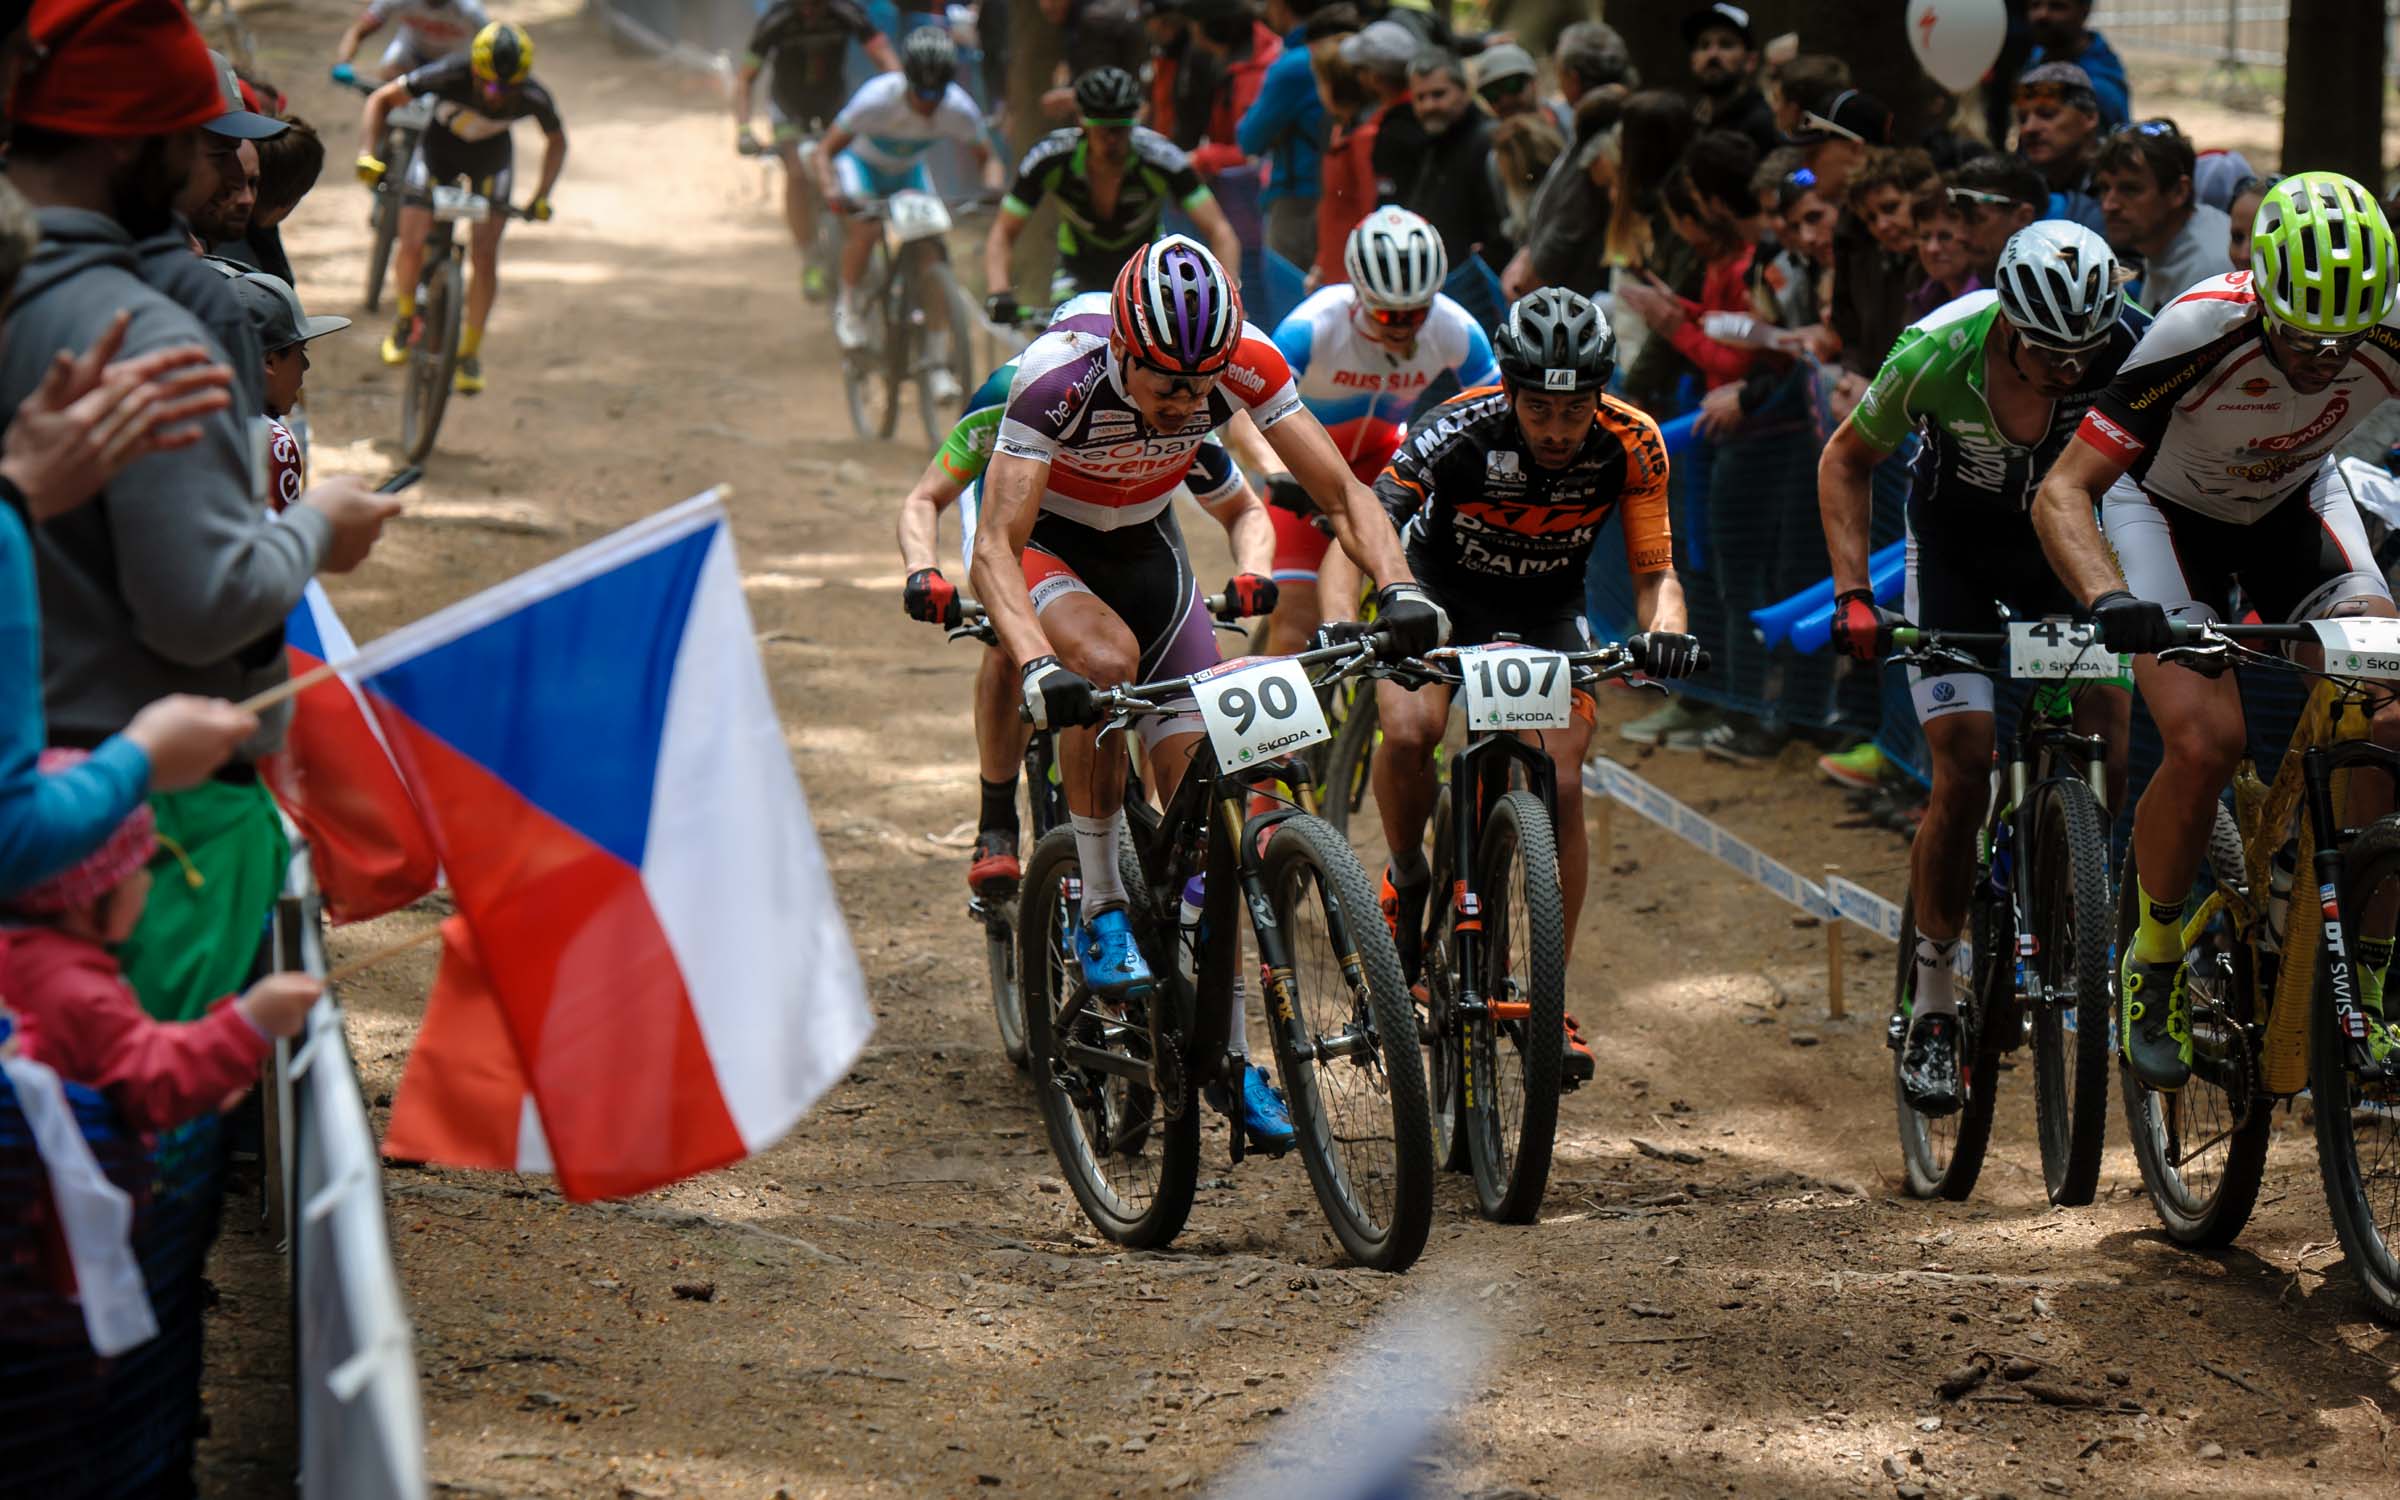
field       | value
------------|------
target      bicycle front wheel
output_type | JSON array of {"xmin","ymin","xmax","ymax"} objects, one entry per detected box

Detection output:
[
  {"xmin": 915, "ymin": 257, "xmax": 978, "ymax": 447},
  {"xmin": 1318, "ymin": 685, "xmax": 1380, "ymax": 840},
  {"xmin": 2027, "ymin": 777, "xmax": 2115, "ymax": 1207},
  {"xmin": 363, "ymin": 183, "xmax": 398, "ymax": 311},
  {"xmin": 984, "ymin": 891, "xmax": 1027, "ymax": 1069},
  {"xmin": 843, "ymin": 252, "xmax": 901, "ymax": 440},
  {"xmin": 1260, "ymin": 814, "xmax": 1433, "ymax": 1272},
  {"xmin": 1462, "ymin": 788, "xmax": 1566, "ymax": 1223},
  {"xmin": 1892, "ymin": 887, "xmax": 2006, "ymax": 1200},
  {"xmin": 400, "ymin": 257, "xmax": 462, "ymax": 464},
  {"xmin": 1018, "ymin": 828, "xmax": 1197, "ymax": 1248},
  {"xmin": 2116, "ymin": 802, "xmax": 2269, "ymax": 1246},
  {"xmin": 2316, "ymin": 815, "xmax": 2400, "ymax": 1324}
]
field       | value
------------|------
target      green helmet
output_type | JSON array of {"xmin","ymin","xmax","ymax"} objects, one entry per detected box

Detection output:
[{"xmin": 2251, "ymin": 171, "xmax": 2397, "ymax": 337}]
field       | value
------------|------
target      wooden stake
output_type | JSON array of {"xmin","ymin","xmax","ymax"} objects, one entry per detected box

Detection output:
[
  {"xmin": 238, "ymin": 658, "xmax": 340, "ymax": 716},
  {"xmin": 1824, "ymin": 863, "xmax": 1846, "ymax": 1020},
  {"xmin": 326, "ymin": 923, "xmax": 446, "ymax": 983}
]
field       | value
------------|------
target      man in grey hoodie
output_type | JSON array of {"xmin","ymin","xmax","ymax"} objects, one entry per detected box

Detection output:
[{"xmin": 2, "ymin": 0, "xmax": 400, "ymax": 1022}]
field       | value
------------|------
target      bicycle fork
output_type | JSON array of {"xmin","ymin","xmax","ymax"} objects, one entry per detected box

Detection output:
[{"xmin": 2301, "ymin": 747, "xmax": 2383, "ymax": 1076}]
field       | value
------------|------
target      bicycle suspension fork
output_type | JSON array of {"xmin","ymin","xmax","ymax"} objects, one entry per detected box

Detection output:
[{"xmin": 2302, "ymin": 746, "xmax": 2375, "ymax": 1064}]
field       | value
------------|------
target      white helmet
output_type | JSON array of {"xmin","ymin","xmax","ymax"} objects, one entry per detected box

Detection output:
[
  {"xmin": 1994, "ymin": 220, "xmax": 2123, "ymax": 348},
  {"xmin": 1344, "ymin": 206, "xmax": 1447, "ymax": 312}
]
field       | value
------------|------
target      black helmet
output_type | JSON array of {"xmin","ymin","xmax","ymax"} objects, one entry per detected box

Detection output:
[
  {"xmin": 1074, "ymin": 66, "xmax": 1142, "ymax": 123},
  {"xmin": 901, "ymin": 26, "xmax": 957, "ymax": 94},
  {"xmin": 1492, "ymin": 287, "xmax": 1616, "ymax": 392}
]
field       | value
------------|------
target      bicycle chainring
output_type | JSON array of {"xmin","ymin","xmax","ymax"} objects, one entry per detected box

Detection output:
[{"xmin": 1155, "ymin": 1027, "xmax": 1187, "ymax": 1122}]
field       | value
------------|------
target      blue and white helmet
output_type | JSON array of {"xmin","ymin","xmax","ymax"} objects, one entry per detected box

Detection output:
[{"xmin": 1995, "ymin": 220, "xmax": 2123, "ymax": 348}]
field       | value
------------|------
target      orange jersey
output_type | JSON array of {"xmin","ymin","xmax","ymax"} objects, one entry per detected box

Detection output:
[{"xmin": 1374, "ymin": 385, "xmax": 1672, "ymax": 609}]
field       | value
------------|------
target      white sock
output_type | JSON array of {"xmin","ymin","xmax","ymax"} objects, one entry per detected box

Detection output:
[
  {"xmin": 1913, "ymin": 936, "xmax": 1960, "ymax": 1019},
  {"xmin": 1228, "ymin": 967, "xmax": 1251, "ymax": 1061},
  {"xmin": 1072, "ymin": 812, "xmax": 1127, "ymax": 914}
]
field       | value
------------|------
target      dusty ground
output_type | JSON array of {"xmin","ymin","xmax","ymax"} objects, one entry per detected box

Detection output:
[{"xmin": 183, "ymin": 7, "xmax": 2400, "ymax": 1496}]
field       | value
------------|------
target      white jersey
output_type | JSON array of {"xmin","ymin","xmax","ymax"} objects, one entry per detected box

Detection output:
[
  {"xmin": 832, "ymin": 73, "xmax": 983, "ymax": 175},
  {"xmin": 363, "ymin": 0, "xmax": 488, "ymax": 64},
  {"xmin": 2078, "ymin": 269, "xmax": 2400, "ymax": 523},
  {"xmin": 1270, "ymin": 287, "xmax": 1498, "ymax": 482}
]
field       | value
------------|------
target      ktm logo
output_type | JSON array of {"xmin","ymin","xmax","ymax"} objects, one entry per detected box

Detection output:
[{"xmin": 1455, "ymin": 500, "xmax": 1611, "ymax": 535}]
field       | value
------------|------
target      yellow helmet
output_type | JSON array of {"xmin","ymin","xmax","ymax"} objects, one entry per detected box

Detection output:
[
  {"xmin": 471, "ymin": 22, "xmax": 533, "ymax": 88},
  {"xmin": 2251, "ymin": 170, "xmax": 2397, "ymax": 337}
]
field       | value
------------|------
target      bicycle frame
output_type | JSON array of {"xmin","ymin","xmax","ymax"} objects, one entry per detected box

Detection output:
[
  {"xmin": 1993, "ymin": 684, "xmax": 2112, "ymax": 1019},
  {"xmin": 1443, "ymin": 730, "xmax": 1558, "ymax": 1038}
]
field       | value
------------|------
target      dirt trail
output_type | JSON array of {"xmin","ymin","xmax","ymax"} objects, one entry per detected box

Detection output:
[{"xmin": 194, "ymin": 8, "xmax": 2400, "ymax": 1496}]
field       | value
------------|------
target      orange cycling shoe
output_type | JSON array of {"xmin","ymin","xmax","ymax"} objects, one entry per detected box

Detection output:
[
  {"xmin": 1380, "ymin": 862, "xmax": 1429, "ymax": 984},
  {"xmin": 967, "ymin": 830, "xmax": 1021, "ymax": 895},
  {"xmin": 1561, "ymin": 1012, "xmax": 1596, "ymax": 1087}
]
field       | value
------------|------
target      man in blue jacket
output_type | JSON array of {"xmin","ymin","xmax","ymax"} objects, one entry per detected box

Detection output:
[
  {"xmin": 1238, "ymin": 0, "xmax": 1338, "ymax": 270},
  {"xmin": 2025, "ymin": 0, "xmax": 2129, "ymax": 129}
]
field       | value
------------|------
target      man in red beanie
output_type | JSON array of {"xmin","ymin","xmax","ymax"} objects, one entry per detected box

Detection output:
[{"xmin": 1, "ymin": 0, "xmax": 400, "ymax": 1024}]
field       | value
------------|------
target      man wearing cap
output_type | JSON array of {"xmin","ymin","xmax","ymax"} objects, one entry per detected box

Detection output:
[
  {"xmin": 1375, "ymin": 49, "xmax": 1508, "ymax": 272},
  {"xmin": 1340, "ymin": 19, "xmax": 1420, "ymax": 111},
  {"xmin": 1683, "ymin": 3, "xmax": 1776, "ymax": 157},
  {"xmin": 1237, "ymin": 0, "xmax": 1340, "ymax": 269},
  {"xmin": 1781, "ymin": 86, "xmax": 1900, "ymax": 375},
  {"xmin": 1469, "ymin": 42, "xmax": 1538, "ymax": 121},
  {"xmin": 1, "ymin": 0, "xmax": 400, "ymax": 1025},
  {"xmin": 2025, "ymin": 0, "xmax": 2129, "ymax": 130},
  {"xmin": 2013, "ymin": 61, "xmax": 2107, "ymax": 236}
]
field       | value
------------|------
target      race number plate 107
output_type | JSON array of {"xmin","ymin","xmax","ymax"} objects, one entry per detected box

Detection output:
[
  {"xmin": 2006, "ymin": 620, "xmax": 2127, "ymax": 680},
  {"xmin": 2312, "ymin": 616, "xmax": 2400, "ymax": 674},
  {"xmin": 1458, "ymin": 644, "xmax": 1573, "ymax": 731},
  {"xmin": 1193, "ymin": 657, "xmax": 1331, "ymax": 771}
]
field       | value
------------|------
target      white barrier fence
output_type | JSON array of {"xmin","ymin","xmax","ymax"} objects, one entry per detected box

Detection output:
[
  {"xmin": 269, "ymin": 843, "xmax": 427, "ymax": 1499},
  {"xmin": 1585, "ymin": 757, "xmax": 1971, "ymax": 1017}
]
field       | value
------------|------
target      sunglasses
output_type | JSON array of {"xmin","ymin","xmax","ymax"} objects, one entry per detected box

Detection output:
[
  {"xmin": 1362, "ymin": 305, "xmax": 1430, "ymax": 333},
  {"xmin": 1479, "ymin": 75, "xmax": 1531, "ymax": 100},
  {"xmin": 1946, "ymin": 184, "xmax": 2015, "ymax": 208},
  {"xmin": 2123, "ymin": 117, "xmax": 2181, "ymax": 138},
  {"xmin": 1797, "ymin": 109, "xmax": 1864, "ymax": 145},
  {"xmin": 2265, "ymin": 318, "xmax": 2368, "ymax": 360},
  {"xmin": 1784, "ymin": 166, "xmax": 1818, "ymax": 188},
  {"xmin": 2016, "ymin": 332, "xmax": 2110, "ymax": 367}
]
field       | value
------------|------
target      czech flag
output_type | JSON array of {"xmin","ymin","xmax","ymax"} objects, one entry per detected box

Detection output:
[
  {"xmin": 363, "ymin": 489, "xmax": 871, "ymax": 1201},
  {"xmin": 260, "ymin": 582, "xmax": 443, "ymax": 924}
]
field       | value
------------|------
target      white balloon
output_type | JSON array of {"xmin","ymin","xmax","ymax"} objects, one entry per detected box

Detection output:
[{"xmin": 1906, "ymin": 0, "xmax": 2009, "ymax": 94}]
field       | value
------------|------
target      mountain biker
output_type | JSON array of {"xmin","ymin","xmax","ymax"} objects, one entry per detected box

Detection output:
[
  {"xmin": 819, "ymin": 25, "xmax": 995, "ymax": 385},
  {"xmin": 982, "ymin": 67, "xmax": 1243, "ymax": 327},
  {"xmin": 967, "ymin": 237, "xmax": 1445, "ymax": 1139},
  {"xmin": 2031, "ymin": 171, "xmax": 2400, "ymax": 1089},
  {"xmin": 1354, "ymin": 287, "xmax": 1699, "ymax": 1086},
  {"xmin": 331, "ymin": 0, "xmax": 491, "ymax": 85},
  {"xmin": 894, "ymin": 293, "xmax": 1256, "ymax": 896},
  {"xmin": 356, "ymin": 21, "xmax": 565, "ymax": 396},
  {"xmin": 1819, "ymin": 220, "xmax": 2148, "ymax": 1114},
  {"xmin": 1263, "ymin": 207, "xmax": 1497, "ymax": 656},
  {"xmin": 735, "ymin": 0, "xmax": 900, "ymax": 300}
]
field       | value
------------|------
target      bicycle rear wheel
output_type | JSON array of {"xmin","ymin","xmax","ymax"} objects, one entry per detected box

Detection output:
[
  {"xmin": 2316, "ymin": 815, "xmax": 2400, "ymax": 1324},
  {"xmin": 1462, "ymin": 788, "xmax": 1565, "ymax": 1223},
  {"xmin": 1892, "ymin": 887, "xmax": 2006, "ymax": 1200},
  {"xmin": 400, "ymin": 257, "xmax": 461, "ymax": 464},
  {"xmin": 1318, "ymin": 686, "xmax": 1380, "ymax": 840},
  {"xmin": 363, "ymin": 183, "xmax": 399, "ymax": 312},
  {"xmin": 915, "ymin": 258, "xmax": 978, "ymax": 447},
  {"xmin": 1019, "ymin": 827, "xmax": 1197, "ymax": 1248},
  {"xmin": 2027, "ymin": 777, "xmax": 2115, "ymax": 1207},
  {"xmin": 983, "ymin": 891, "xmax": 1026, "ymax": 1069},
  {"xmin": 2116, "ymin": 802, "xmax": 2269, "ymax": 1246},
  {"xmin": 1260, "ymin": 815, "xmax": 1433, "ymax": 1271}
]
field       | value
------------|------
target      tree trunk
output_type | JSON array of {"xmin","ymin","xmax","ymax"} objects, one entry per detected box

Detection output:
[
  {"xmin": 1000, "ymin": 0, "xmax": 1065, "ymax": 301},
  {"xmin": 2283, "ymin": 0, "xmax": 2386, "ymax": 185}
]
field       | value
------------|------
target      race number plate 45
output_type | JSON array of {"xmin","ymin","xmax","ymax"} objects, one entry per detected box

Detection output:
[
  {"xmin": 1458, "ymin": 645, "xmax": 1573, "ymax": 731},
  {"xmin": 1193, "ymin": 657, "xmax": 1330, "ymax": 770},
  {"xmin": 2311, "ymin": 616, "xmax": 2400, "ymax": 674},
  {"xmin": 2006, "ymin": 621, "xmax": 2126, "ymax": 680}
]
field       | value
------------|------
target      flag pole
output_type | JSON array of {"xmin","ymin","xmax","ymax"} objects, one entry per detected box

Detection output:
[{"xmin": 238, "ymin": 659, "xmax": 340, "ymax": 716}]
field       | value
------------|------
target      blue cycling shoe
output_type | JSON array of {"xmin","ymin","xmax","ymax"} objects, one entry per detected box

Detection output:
[
  {"xmin": 1207, "ymin": 1062, "xmax": 1296, "ymax": 1155},
  {"xmin": 1075, "ymin": 907, "xmax": 1155, "ymax": 999}
]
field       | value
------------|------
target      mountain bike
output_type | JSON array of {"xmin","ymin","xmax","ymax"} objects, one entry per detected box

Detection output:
[
  {"xmin": 386, "ymin": 184, "xmax": 531, "ymax": 464},
  {"xmin": 1881, "ymin": 624, "xmax": 2119, "ymax": 1206},
  {"xmin": 839, "ymin": 190, "xmax": 981, "ymax": 446},
  {"xmin": 2116, "ymin": 616, "xmax": 2400, "ymax": 1323},
  {"xmin": 339, "ymin": 77, "xmax": 430, "ymax": 313},
  {"xmin": 1017, "ymin": 635, "xmax": 1434, "ymax": 1270},
  {"xmin": 1370, "ymin": 639, "xmax": 1698, "ymax": 1222}
]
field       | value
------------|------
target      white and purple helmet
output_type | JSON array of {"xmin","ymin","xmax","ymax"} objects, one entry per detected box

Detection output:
[{"xmin": 1112, "ymin": 234, "xmax": 1243, "ymax": 377}]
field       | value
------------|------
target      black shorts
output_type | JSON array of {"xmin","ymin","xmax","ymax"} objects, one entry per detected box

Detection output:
[
  {"xmin": 1024, "ymin": 506, "xmax": 1218, "ymax": 681},
  {"xmin": 1411, "ymin": 552, "xmax": 1592, "ymax": 653},
  {"xmin": 2101, "ymin": 465, "xmax": 2390, "ymax": 627},
  {"xmin": 1903, "ymin": 501, "xmax": 2084, "ymax": 722},
  {"xmin": 409, "ymin": 127, "xmax": 513, "ymax": 202}
]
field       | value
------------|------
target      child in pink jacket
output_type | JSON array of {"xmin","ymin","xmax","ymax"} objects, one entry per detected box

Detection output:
[{"xmin": 2, "ymin": 751, "xmax": 317, "ymax": 1133}]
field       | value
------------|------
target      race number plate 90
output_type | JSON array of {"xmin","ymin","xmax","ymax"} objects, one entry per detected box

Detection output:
[
  {"xmin": 2006, "ymin": 621, "xmax": 2127, "ymax": 680},
  {"xmin": 2311, "ymin": 616, "xmax": 2400, "ymax": 673},
  {"xmin": 1193, "ymin": 658, "xmax": 1330, "ymax": 770},
  {"xmin": 1458, "ymin": 645, "xmax": 1573, "ymax": 731}
]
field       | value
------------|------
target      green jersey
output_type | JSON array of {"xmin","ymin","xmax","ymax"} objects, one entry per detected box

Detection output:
[{"xmin": 1848, "ymin": 289, "xmax": 2148, "ymax": 514}]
